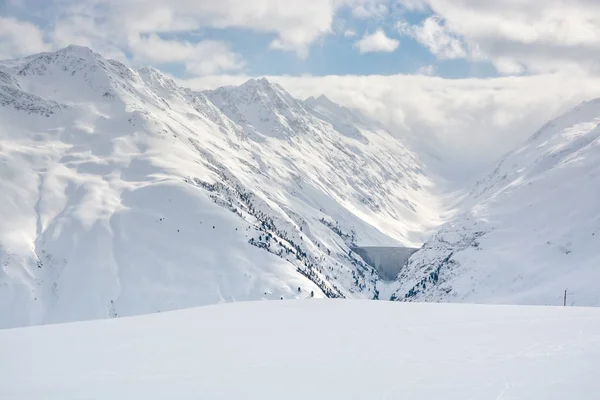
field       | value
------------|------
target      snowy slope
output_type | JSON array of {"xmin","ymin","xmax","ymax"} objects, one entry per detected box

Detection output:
[
  {"xmin": 0, "ymin": 46, "xmax": 445, "ymax": 328},
  {"xmin": 1, "ymin": 300, "xmax": 599, "ymax": 399},
  {"xmin": 391, "ymin": 99, "xmax": 600, "ymax": 306}
]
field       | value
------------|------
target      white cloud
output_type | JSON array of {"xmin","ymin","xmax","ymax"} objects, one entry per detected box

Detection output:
[
  {"xmin": 5, "ymin": 0, "xmax": 600, "ymax": 77},
  {"xmin": 354, "ymin": 29, "xmax": 399, "ymax": 53},
  {"xmin": 51, "ymin": 4, "xmax": 129, "ymax": 63},
  {"xmin": 273, "ymin": 73, "xmax": 600, "ymax": 177},
  {"xmin": 49, "ymin": 0, "xmax": 354, "ymax": 57},
  {"xmin": 24, "ymin": 0, "xmax": 405, "ymax": 62},
  {"xmin": 398, "ymin": 16, "xmax": 466, "ymax": 59},
  {"xmin": 409, "ymin": 0, "xmax": 600, "ymax": 74},
  {"xmin": 395, "ymin": 0, "xmax": 428, "ymax": 11},
  {"xmin": 2, "ymin": 0, "xmax": 26, "ymax": 7},
  {"xmin": 492, "ymin": 58, "xmax": 525, "ymax": 75},
  {"xmin": 131, "ymin": 34, "xmax": 244, "ymax": 75},
  {"xmin": 0, "ymin": 17, "xmax": 50, "ymax": 59},
  {"xmin": 5, "ymin": 0, "xmax": 600, "ymax": 180},
  {"xmin": 352, "ymin": 1, "xmax": 388, "ymax": 19},
  {"xmin": 417, "ymin": 64, "xmax": 435, "ymax": 75},
  {"xmin": 344, "ymin": 29, "xmax": 357, "ymax": 37},
  {"xmin": 0, "ymin": 0, "xmax": 406, "ymax": 71}
]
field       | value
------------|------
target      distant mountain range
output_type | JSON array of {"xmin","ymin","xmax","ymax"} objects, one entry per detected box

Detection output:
[{"xmin": 1, "ymin": 45, "xmax": 598, "ymax": 328}]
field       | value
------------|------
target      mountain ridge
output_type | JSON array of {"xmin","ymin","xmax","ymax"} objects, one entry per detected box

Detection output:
[
  {"xmin": 390, "ymin": 97, "xmax": 600, "ymax": 306},
  {"xmin": 0, "ymin": 45, "xmax": 446, "ymax": 328},
  {"xmin": 3, "ymin": 45, "xmax": 598, "ymax": 329}
]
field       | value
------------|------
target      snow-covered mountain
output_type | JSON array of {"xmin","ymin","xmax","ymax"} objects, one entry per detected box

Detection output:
[
  {"xmin": 5, "ymin": 45, "xmax": 598, "ymax": 328},
  {"xmin": 0, "ymin": 46, "xmax": 445, "ymax": 328},
  {"xmin": 391, "ymin": 99, "xmax": 600, "ymax": 306}
]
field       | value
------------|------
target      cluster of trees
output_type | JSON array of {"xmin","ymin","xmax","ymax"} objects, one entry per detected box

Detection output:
[
  {"xmin": 249, "ymin": 216, "xmax": 344, "ymax": 298},
  {"xmin": 245, "ymin": 204, "xmax": 374, "ymax": 298},
  {"xmin": 189, "ymin": 175, "xmax": 344, "ymax": 298},
  {"xmin": 191, "ymin": 178, "xmax": 246, "ymax": 217},
  {"xmin": 297, "ymin": 267, "xmax": 344, "ymax": 299},
  {"xmin": 393, "ymin": 254, "xmax": 452, "ymax": 300},
  {"xmin": 318, "ymin": 219, "xmax": 378, "ymax": 291},
  {"xmin": 188, "ymin": 174, "xmax": 381, "ymax": 300},
  {"xmin": 351, "ymin": 270, "xmax": 369, "ymax": 292},
  {"xmin": 297, "ymin": 287, "xmax": 315, "ymax": 297},
  {"xmin": 319, "ymin": 218, "xmax": 356, "ymax": 246}
]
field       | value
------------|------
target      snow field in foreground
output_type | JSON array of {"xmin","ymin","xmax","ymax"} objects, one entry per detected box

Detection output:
[{"xmin": 1, "ymin": 300, "xmax": 599, "ymax": 399}]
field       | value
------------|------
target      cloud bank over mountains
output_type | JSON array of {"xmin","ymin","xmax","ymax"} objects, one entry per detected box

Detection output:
[{"xmin": 3, "ymin": 0, "xmax": 600, "ymax": 175}]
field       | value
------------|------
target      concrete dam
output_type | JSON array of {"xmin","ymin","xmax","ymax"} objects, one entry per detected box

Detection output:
[{"xmin": 351, "ymin": 247, "xmax": 418, "ymax": 281}]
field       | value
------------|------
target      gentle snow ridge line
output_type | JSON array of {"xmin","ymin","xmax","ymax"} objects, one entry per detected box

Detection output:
[{"xmin": 1, "ymin": 300, "xmax": 599, "ymax": 399}]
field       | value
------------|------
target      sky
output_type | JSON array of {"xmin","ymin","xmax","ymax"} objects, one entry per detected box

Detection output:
[{"xmin": 2, "ymin": 0, "xmax": 600, "ymax": 176}]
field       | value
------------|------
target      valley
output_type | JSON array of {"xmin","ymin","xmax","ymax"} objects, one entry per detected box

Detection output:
[
  {"xmin": 351, "ymin": 246, "xmax": 417, "ymax": 280},
  {"xmin": 1, "ymin": 45, "xmax": 600, "ymax": 329}
]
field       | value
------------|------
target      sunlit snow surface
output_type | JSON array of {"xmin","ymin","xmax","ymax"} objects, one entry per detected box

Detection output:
[
  {"xmin": 1, "ymin": 300, "xmax": 599, "ymax": 399},
  {"xmin": 392, "ymin": 99, "xmax": 600, "ymax": 306},
  {"xmin": 0, "ymin": 46, "xmax": 445, "ymax": 328}
]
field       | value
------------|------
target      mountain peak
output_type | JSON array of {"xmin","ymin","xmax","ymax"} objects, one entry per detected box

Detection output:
[
  {"xmin": 137, "ymin": 66, "xmax": 172, "ymax": 83},
  {"xmin": 56, "ymin": 45, "xmax": 98, "ymax": 58},
  {"xmin": 239, "ymin": 77, "xmax": 282, "ymax": 93},
  {"xmin": 137, "ymin": 66, "xmax": 181, "ymax": 97},
  {"xmin": 316, "ymin": 94, "xmax": 334, "ymax": 104},
  {"xmin": 304, "ymin": 94, "xmax": 371, "ymax": 143},
  {"xmin": 204, "ymin": 76, "xmax": 313, "ymax": 138},
  {"xmin": 137, "ymin": 65, "xmax": 163, "ymax": 76},
  {"xmin": 305, "ymin": 94, "xmax": 340, "ymax": 109},
  {"xmin": 12, "ymin": 45, "xmax": 124, "ymax": 102},
  {"xmin": 528, "ymin": 97, "xmax": 600, "ymax": 143},
  {"xmin": 210, "ymin": 76, "xmax": 298, "ymax": 108},
  {"xmin": 257, "ymin": 77, "xmax": 271, "ymax": 85},
  {"xmin": 18, "ymin": 45, "xmax": 104, "ymax": 77}
]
